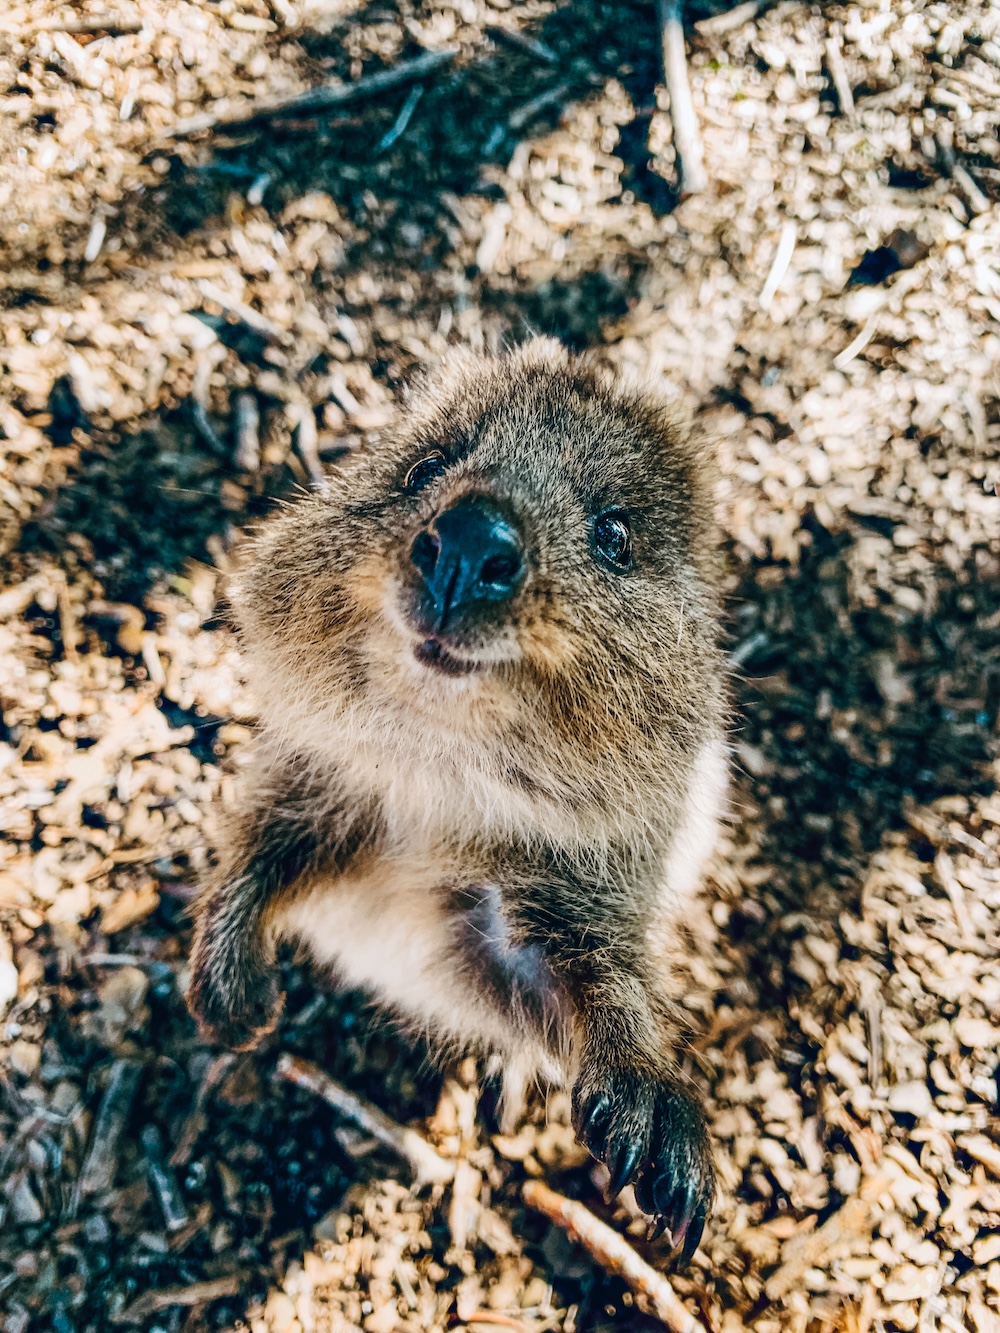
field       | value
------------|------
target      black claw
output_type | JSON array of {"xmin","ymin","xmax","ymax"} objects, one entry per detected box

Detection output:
[
  {"xmin": 670, "ymin": 1183, "xmax": 695, "ymax": 1233},
  {"xmin": 647, "ymin": 1214, "xmax": 671, "ymax": 1243},
  {"xmin": 606, "ymin": 1138, "xmax": 644, "ymax": 1202},
  {"xmin": 575, "ymin": 1092, "xmax": 612, "ymax": 1152},
  {"xmin": 651, "ymin": 1169, "xmax": 679, "ymax": 1218},
  {"xmin": 681, "ymin": 1210, "xmax": 706, "ymax": 1264},
  {"xmin": 633, "ymin": 1172, "xmax": 656, "ymax": 1216}
]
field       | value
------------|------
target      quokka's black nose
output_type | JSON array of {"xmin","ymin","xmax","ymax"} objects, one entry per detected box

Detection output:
[{"xmin": 411, "ymin": 495, "xmax": 525, "ymax": 630}]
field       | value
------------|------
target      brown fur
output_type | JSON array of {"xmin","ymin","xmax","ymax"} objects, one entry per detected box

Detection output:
[{"xmin": 187, "ymin": 339, "xmax": 729, "ymax": 1254}]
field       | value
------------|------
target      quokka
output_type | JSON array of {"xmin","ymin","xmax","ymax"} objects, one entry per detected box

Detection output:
[{"xmin": 188, "ymin": 339, "xmax": 728, "ymax": 1256}]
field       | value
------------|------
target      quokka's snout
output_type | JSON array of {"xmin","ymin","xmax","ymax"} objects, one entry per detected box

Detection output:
[
  {"xmin": 188, "ymin": 338, "xmax": 729, "ymax": 1259},
  {"xmin": 405, "ymin": 492, "xmax": 527, "ymax": 664}
]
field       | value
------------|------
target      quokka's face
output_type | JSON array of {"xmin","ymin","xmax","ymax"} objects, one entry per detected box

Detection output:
[{"xmin": 235, "ymin": 341, "xmax": 721, "ymax": 746}]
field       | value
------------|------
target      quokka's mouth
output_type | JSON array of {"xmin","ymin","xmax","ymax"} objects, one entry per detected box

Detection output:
[{"xmin": 414, "ymin": 637, "xmax": 482, "ymax": 676}]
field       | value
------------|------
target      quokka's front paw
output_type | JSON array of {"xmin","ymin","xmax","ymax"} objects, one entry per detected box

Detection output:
[
  {"xmin": 186, "ymin": 957, "xmax": 284, "ymax": 1052},
  {"xmin": 572, "ymin": 1065, "xmax": 714, "ymax": 1261}
]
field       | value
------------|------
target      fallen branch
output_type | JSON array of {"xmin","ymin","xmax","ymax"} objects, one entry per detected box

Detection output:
[
  {"xmin": 275, "ymin": 1054, "xmax": 455, "ymax": 1186},
  {"xmin": 521, "ymin": 1181, "xmax": 709, "ymax": 1333},
  {"xmin": 165, "ymin": 48, "xmax": 457, "ymax": 138},
  {"xmin": 656, "ymin": 0, "xmax": 707, "ymax": 196}
]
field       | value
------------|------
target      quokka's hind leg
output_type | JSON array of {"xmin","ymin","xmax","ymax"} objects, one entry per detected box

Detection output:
[{"xmin": 187, "ymin": 799, "xmax": 319, "ymax": 1050}]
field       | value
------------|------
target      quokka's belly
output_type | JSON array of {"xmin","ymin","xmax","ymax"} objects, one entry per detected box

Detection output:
[{"xmin": 277, "ymin": 862, "xmax": 571, "ymax": 1072}]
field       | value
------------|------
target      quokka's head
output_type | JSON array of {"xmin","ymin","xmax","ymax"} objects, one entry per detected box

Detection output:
[{"xmin": 231, "ymin": 340, "xmax": 725, "ymax": 782}]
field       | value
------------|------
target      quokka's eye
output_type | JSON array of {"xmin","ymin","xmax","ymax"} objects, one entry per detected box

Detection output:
[
  {"xmin": 404, "ymin": 451, "xmax": 447, "ymax": 494},
  {"xmin": 593, "ymin": 509, "xmax": 633, "ymax": 570}
]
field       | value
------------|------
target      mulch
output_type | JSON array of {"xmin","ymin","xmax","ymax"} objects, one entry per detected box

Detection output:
[{"xmin": 1, "ymin": 1, "xmax": 999, "ymax": 1330}]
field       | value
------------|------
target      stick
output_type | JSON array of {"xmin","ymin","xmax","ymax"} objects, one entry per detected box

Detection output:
[
  {"xmin": 275, "ymin": 1054, "xmax": 455, "ymax": 1186},
  {"xmin": 141, "ymin": 1124, "xmax": 189, "ymax": 1232},
  {"xmin": 694, "ymin": 0, "xmax": 767, "ymax": 36},
  {"xmin": 233, "ymin": 392, "xmax": 261, "ymax": 472},
  {"xmin": 656, "ymin": 0, "xmax": 707, "ymax": 196},
  {"xmin": 935, "ymin": 132, "xmax": 990, "ymax": 216},
  {"xmin": 112, "ymin": 1276, "xmax": 243, "ymax": 1324},
  {"xmin": 759, "ymin": 220, "xmax": 796, "ymax": 311},
  {"xmin": 832, "ymin": 311, "xmax": 879, "ymax": 370},
  {"xmin": 18, "ymin": 14, "xmax": 143, "ymax": 35},
  {"xmin": 165, "ymin": 48, "xmax": 457, "ymax": 138},
  {"xmin": 286, "ymin": 402, "xmax": 325, "ymax": 488},
  {"xmin": 464, "ymin": 1314, "xmax": 532, "ymax": 1333},
  {"xmin": 508, "ymin": 82, "xmax": 573, "ymax": 133},
  {"xmin": 484, "ymin": 82, "xmax": 572, "ymax": 154},
  {"xmin": 486, "ymin": 25, "xmax": 559, "ymax": 65},
  {"xmin": 824, "ymin": 33, "xmax": 854, "ymax": 115},
  {"xmin": 198, "ymin": 279, "xmax": 284, "ymax": 342},
  {"xmin": 522, "ymin": 1181, "xmax": 708, "ymax": 1333},
  {"xmin": 170, "ymin": 1052, "xmax": 236, "ymax": 1168},
  {"xmin": 377, "ymin": 83, "xmax": 424, "ymax": 153}
]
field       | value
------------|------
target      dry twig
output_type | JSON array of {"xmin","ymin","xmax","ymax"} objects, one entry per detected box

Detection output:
[
  {"xmin": 170, "ymin": 1053, "xmax": 236, "ymax": 1167},
  {"xmin": 521, "ymin": 1181, "xmax": 708, "ymax": 1333},
  {"xmin": 759, "ymin": 221, "xmax": 797, "ymax": 312},
  {"xmin": 508, "ymin": 82, "xmax": 574, "ymax": 133},
  {"xmin": 166, "ymin": 49, "xmax": 457, "ymax": 138},
  {"xmin": 378, "ymin": 84, "xmax": 425, "ymax": 154},
  {"xmin": 287, "ymin": 403, "xmax": 325, "ymax": 488},
  {"xmin": 694, "ymin": 0, "xmax": 768, "ymax": 38},
  {"xmin": 198, "ymin": 279, "xmax": 284, "ymax": 343},
  {"xmin": 233, "ymin": 392, "xmax": 261, "ymax": 473},
  {"xmin": 14, "ymin": 13, "xmax": 143, "ymax": 35},
  {"xmin": 656, "ymin": 0, "xmax": 708, "ymax": 195},
  {"xmin": 486, "ymin": 25, "xmax": 559, "ymax": 65},
  {"xmin": 934, "ymin": 131, "xmax": 990, "ymax": 215},
  {"xmin": 141, "ymin": 1125, "xmax": 189, "ymax": 1232},
  {"xmin": 275, "ymin": 1054, "xmax": 455, "ymax": 1186},
  {"xmin": 112, "ymin": 1276, "xmax": 244, "ymax": 1324},
  {"xmin": 824, "ymin": 33, "xmax": 855, "ymax": 114}
]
